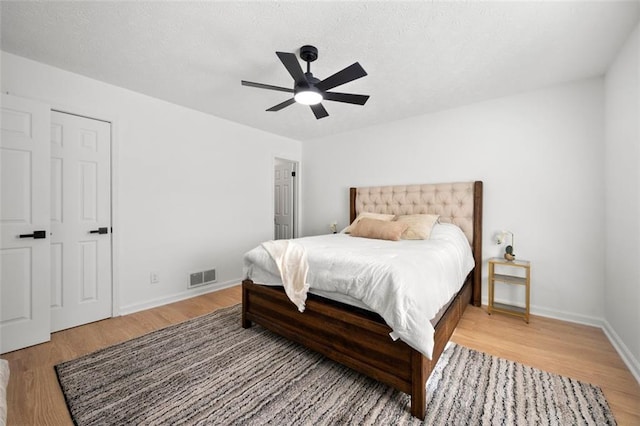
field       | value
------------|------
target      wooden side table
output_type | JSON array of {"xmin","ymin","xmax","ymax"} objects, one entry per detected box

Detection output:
[{"xmin": 488, "ymin": 257, "xmax": 531, "ymax": 323}]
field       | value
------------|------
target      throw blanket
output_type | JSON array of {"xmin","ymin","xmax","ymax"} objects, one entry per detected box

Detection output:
[{"xmin": 261, "ymin": 240, "xmax": 310, "ymax": 312}]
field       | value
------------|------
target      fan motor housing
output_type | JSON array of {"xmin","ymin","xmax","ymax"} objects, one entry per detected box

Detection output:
[
  {"xmin": 304, "ymin": 73, "xmax": 320, "ymax": 85},
  {"xmin": 300, "ymin": 45, "xmax": 318, "ymax": 62}
]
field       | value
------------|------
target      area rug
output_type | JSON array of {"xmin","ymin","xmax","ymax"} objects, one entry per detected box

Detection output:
[{"xmin": 55, "ymin": 304, "xmax": 616, "ymax": 425}]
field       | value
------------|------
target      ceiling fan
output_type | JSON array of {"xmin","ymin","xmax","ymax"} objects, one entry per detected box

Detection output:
[{"xmin": 241, "ymin": 45, "xmax": 369, "ymax": 119}]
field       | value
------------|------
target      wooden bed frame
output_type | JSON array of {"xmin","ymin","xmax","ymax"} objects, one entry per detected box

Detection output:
[{"xmin": 242, "ymin": 181, "xmax": 483, "ymax": 419}]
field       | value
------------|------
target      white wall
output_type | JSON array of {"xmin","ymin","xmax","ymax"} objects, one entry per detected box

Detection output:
[
  {"xmin": 1, "ymin": 52, "xmax": 302, "ymax": 313},
  {"xmin": 302, "ymin": 78, "xmax": 606, "ymax": 324},
  {"xmin": 604, "ymin": 22, "xmax": 640, "ymax": 380}
]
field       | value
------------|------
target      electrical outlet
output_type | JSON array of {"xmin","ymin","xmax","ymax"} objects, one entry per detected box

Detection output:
[{"xmin": 150, "ymin": 272, "xmax": 160, "ymax": 284}]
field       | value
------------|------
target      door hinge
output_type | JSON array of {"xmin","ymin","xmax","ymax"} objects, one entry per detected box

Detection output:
[{"xmin": 291, "ymin": 171, "xmax": 296, "ymax": 177}]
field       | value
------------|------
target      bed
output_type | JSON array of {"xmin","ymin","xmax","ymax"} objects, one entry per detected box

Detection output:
[{"xmin": 242, "ymin": 181, "xmax": 483, "ymax": 419}]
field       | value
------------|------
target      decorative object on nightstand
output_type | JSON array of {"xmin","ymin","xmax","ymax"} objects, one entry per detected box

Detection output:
[
  {"xmin": 495, "ymin": 230, "xmax": 515, "ymax": 261},
  {"xmin": 329, "ymin": 221, "xmax": 337, "ymax": 234},
  {"xmin": 488, "ymin": 257, "xmax": 531, "ymax": 323}
]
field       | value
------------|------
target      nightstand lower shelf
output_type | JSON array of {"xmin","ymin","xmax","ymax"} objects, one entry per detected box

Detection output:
[{"xmin": 490, "ymin": 302, "xmax": 527, "ymax": 318}]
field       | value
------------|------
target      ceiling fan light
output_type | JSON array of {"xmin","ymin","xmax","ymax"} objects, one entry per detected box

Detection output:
[{"xmin": 294, "ymin": 89, "xmax": 323, "ymax": 105}]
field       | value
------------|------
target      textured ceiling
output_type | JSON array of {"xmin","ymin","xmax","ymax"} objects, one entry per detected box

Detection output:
[{"xmin": 1, "ymin": 1, "xmax": 639, "ymax": 141}]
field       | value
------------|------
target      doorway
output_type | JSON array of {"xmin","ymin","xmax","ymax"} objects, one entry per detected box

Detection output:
[{"xmin": 274, "ymin": 158, "xmax": 298, "ymax": 240}]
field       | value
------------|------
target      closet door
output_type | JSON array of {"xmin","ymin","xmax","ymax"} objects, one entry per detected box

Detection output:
[
  {"xmin": 0, "ymin": 94, "xmax": 51, "ymax": 353},
  {"xmin": 50, "ymin": 111, "xmax": 112, "ymax": 332}
]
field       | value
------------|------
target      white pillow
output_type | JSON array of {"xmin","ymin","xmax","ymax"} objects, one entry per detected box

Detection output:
[{"xmin": 344, "ymin": 212, "xmax": 395, "ymax": 233}]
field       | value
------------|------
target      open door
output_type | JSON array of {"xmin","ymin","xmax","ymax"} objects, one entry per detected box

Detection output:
[{"xmin": 274, "ymin": 159, "xmax": 297, "ymax": 240}]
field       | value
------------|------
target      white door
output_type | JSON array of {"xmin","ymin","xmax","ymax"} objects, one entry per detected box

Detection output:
[
  {"xmin": 0, "ymin": 94, "xmax": 51, "ymax": 353},
  {"xmin": 274, "ymin": 161, "xmax": 294, "ymax": 240},
  {"xmin": 50, "ymin": 111, "xmax": 112, "ymax": 332}
]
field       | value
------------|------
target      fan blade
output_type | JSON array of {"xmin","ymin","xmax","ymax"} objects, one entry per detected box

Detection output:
[
  {"xmin": 242, "ymin": 80, "xmax": 294, "ymax": 93},
  {"xmin": 276, "ymin": 52, "xmax": 307, "ymax": 84},
  {"xmin": 310, "ymin": 103, "xmax": 329, "ymax": 119},
  {"xmin": 323, "ymin": 92, "xmax": 369, "ymax": 105},
  {"xmin": 267, "ymin": 98, "xmax": 296, "ymax": 112},
  {"xmin": 316, "ymin": 62, "xmax": 367, "ymax": 91}
]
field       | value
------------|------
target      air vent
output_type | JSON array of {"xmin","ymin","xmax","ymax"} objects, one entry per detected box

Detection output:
[
  {"xmin": 190, "ymin": 272, "xmax": 204, "ymax": 287},
  {"xmin": 203, "ymin": 268, "xmax": 216, "ymax": 283},
  {"xmin": 188, "ymin": 268, "xmax": 217, "ymax": 289}
]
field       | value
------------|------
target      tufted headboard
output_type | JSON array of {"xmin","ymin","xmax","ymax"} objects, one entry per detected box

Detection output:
[{"xmin": 349, "ymin": 181, "xmax": 483, "ymax": 306}]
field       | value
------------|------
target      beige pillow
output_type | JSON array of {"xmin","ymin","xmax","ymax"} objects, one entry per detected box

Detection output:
[
  {"xmin": 344, "ymin": 212, "xmax": 395, "ymax": 234},
  {"xmin": 395, "ymin": 214, "xmax": 440, "ymax": 240},
  {"xmin": 350, "ymin": 218, "xmax": 408, "ymax": 241}
]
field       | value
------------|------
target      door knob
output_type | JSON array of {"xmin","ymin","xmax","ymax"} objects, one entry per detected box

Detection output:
[
  {"xmin": 89, "ymin": 227, "xmax": 109, "ymax": 234},
  {"xmin": 19, "ymin": 230, "xmax": 47, "ymax": 239}
]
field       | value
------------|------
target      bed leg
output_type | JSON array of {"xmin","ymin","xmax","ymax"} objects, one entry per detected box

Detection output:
[
  {"xmin": 241, "ymin": 300, "xmax": 252, "ymax": 328},
  {"xmin": 241, "ymin": 315, "xmax": 252, "ymax": 329},
  {"xmin": 411, "ymin": 395, "xmax": 426, "ymax": 421},
  {"xmin": 411, "ymin": 351, "xmax": 427, "ymax": 420},
  {"xmin": 242, "ymin": 280, "xmax": 252, "ymax": 328}
]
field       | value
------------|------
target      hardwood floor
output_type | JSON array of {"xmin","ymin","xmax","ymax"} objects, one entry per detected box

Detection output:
[
  {"xmin": 454, "ymin": 306, "xmax": 640, "ymax": 425},
  {"xmin": 3, "ymin": 285, "xmax": 639, "ymax": 425},
  {"xmin": 3, "ymin": 286, "xmax": 242, "ymax": 426}
]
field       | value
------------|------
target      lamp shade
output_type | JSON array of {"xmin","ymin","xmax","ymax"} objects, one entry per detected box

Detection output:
[{"xmin": 294, "ymin": 87, "xmax": 323, "ymax": 105}]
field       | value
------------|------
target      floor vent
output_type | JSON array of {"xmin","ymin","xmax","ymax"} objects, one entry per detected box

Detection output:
[{"xmin": 189, "ymin": 268, "xmax": 216, "ymax": 289}]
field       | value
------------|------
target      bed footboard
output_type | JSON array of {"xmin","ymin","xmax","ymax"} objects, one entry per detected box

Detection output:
[{"xmin": 242, "ymin": 276, "xmax": 473, "ymax": 420}]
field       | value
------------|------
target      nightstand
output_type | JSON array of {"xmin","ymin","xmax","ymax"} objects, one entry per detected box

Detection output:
[{"xmin": 488, "ymin": 257, "xmax": 531, "ymax": 323}]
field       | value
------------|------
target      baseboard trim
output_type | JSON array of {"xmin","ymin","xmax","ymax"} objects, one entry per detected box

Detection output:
[
  {"xmin": 119, "ymin": 278, "xmax": 240, "ymax": 316},
  {"xmin": 602, "ymin": 320, "xmax": 640, "ymax": 384},
  {"xmin": 483, "ymin": 296, "xmax": 640, "ymax": 384},
  {"xmin": 533, "ymin": 305, "xmax": 640, "ymax": 383},
  {"xmin": 529, "ymin": 303, "xmax": 604, "ymax": 328},
  {"xmin": 483, "ymin": 297, "xmax": 604, "ymax": 327}
]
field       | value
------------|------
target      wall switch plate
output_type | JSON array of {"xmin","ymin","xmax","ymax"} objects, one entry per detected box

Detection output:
[{"xmin": 150, "ymin": 272, "xmax": 160, "ymax": 284}]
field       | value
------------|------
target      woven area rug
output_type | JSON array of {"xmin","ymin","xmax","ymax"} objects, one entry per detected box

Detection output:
[{"xmin": 55, "ymin": 304, "xmax": 616, "ymax": 425}]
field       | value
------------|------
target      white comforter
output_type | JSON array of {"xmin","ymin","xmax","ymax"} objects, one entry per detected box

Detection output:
[{"xmin": 243, "ymin": 223, "xmax": 475, "ymax": 359}]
